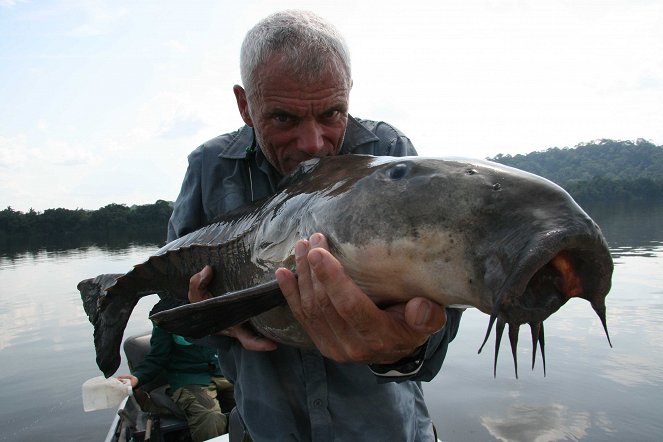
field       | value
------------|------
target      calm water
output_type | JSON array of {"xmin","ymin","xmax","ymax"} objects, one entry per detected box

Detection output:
[{"xmin": 0, "ymin": 202, "xmax": 661, "ymax": 441}]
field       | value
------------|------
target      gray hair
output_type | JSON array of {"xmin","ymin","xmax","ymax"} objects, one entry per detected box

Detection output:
[{"xmin": 240, "ymin": 10, "xmax": 352, "ymax": 96}]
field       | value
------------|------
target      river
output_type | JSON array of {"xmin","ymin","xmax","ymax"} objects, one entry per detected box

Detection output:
[{"xmin": 0, "ymin": 201, "xmax": 661, "ymax": 441}]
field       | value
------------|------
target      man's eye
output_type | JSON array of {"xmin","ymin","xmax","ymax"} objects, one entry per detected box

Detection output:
[
  {"xmin": 322, "ymin": 110, "xmax": 339, "ymax": 119},
  {"xmin": 274, "ymin": 114, "xmax": 291, "ymax": 123}
]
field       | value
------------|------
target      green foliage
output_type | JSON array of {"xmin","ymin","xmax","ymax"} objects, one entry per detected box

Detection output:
[
  {"xmin": 0, "ymin": 200, "xmax": 173, "ymax": 246},
  {"xmin": 490, "ymin": 139, "xmax": 663, "ymax": 202},
  {"xmin": 2, "ymin": 138, "xmax": 660, "ymax": 245}
]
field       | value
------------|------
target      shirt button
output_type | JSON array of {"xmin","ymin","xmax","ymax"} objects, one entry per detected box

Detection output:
[{"xmin": 313, "ymin": 399, "xmax": 323, "ymax": 408}]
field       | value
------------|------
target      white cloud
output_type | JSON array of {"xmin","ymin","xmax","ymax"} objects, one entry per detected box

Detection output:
[
  {"xmin": 1, "ymin": 0, "xmax": 661, "ymax": 211},
  {"xmin": 166, "ymin": 39, "xmax": 188, "ymax": 52},
  {"xmin": 66, "ymin": 2, "xmax": 129, "ymax": 37},
  {"xmin": 0, "ymin": 0, "xmax": 25, "ymax": 7},
  {"xmin": 0, "ymin": 134, "xmax": 30, "ymax": 168}
]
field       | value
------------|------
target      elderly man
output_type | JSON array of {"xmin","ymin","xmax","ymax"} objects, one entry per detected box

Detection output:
[{"xmin": 168, "ymin": 10, "xmax": 462, "ymax": 442}]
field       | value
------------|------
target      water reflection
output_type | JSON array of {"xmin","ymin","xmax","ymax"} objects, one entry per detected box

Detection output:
[
  {"xmin": 583, "ymin": 200, "xmax": 663, "ymax": 255},
  {"xmin": 480, "ymin": 403, "xmax": 598, "ymax": 442},
  {"xmin": 0, "ymin": 201, "xmax": 661, "ymax": 441},
  {"xmin": 0, "ymin": 231, "xmax": 166, "ymax": 261},
  {"xmin": 426, "ymin": 201, "xmax": 663, "ymax": 442}
]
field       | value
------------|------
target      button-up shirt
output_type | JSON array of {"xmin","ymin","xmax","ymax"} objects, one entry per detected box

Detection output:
[{"xmin": 168, "ymin": 115, "xmax": 462, "ymax": 442}]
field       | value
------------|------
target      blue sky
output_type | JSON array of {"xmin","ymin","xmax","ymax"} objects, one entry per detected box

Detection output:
[{"xmin": 1, "ymin": 0, "xmax": 662, "ymax": 212}]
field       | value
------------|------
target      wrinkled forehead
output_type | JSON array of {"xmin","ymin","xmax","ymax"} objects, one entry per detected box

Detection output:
[{"xmin": 248, "ymin": 52, "xmax": 351, "ymax": 97}]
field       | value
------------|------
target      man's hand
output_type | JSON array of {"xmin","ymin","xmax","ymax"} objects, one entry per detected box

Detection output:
[
  {"xmin": 188, "ymin": 265, "xmax": 277, "ymax": 352},
  {"xmin": 275, "ymin": 233, "xmax": 447, "ymax": 365},
  {"xmin": 188, "ymin": 265, "xmax": 215, "ymax": 303}
]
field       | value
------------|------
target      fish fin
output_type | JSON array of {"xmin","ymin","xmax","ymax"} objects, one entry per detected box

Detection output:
[
  {"xmin": 493, "ymin": 318, "xmax": 506, "ymax": 378},
  {"xmin": 530, "ymin": 322, "xmax": 540, "ymax": 371},
  {"xmin": 151, "ymin": 279, "xmax": 286, "ymax": 338},
  {"xmin": 77, "ymin": 274, "xmax": 137, "ymax": 377},
  {"xmin": 478, "ymin": 314, "xmax": 497, "ymax": 355},
  {"xmin": 539, "ymin": 322, "xmax": 546, "ymax": 377},
  {"xmin": 529, "ymin": 322, "xmax": 546, "ymax": 376},
  {"xmin": 508, "ymin": 323, "xmax": 520, "ymax": 379}
]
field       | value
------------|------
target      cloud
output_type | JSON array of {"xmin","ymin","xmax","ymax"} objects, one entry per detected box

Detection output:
[
  {"xmin": 0, "ymin": 134, "xmax": 96, "ymax": 169},
  {"xmin": 0, "ymin": 0, "xmax": 26, "ymax": 7},
  {"xmin": 65, "ymin": 2, "xmax": 129, "ymax": 37},
  {"xmin": 0, "ymin": 134, "xmax": 29, "ymax": 168},
  {"xmin": 159, "ymin": 115, "xmax": 206, "ymax": 140},
  {"xmin": 0, "ymin": 134, "xmax": 104, "ymax": 211},
  {"xmin": 481, "ymin": 403, "xmax": 593, "ymax": 442},
  {"xmin": 166, "ymin": 39, "xmax": 188, "ymax": 52}
]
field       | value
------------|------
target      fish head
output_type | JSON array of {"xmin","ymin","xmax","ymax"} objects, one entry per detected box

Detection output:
[{"xmin": 293, "ymin": 155, "xmax": 613, "ymax": 375}]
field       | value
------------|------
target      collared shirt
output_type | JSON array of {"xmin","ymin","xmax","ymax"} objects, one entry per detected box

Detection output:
[{"xmin": 168, "ymin": 115, "xmax": 462, "ymax": 442}]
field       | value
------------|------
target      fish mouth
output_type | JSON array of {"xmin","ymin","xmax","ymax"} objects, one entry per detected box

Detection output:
[{"xmin": 479, "ymin": 231, "xmax": 613, "ymax": 378}]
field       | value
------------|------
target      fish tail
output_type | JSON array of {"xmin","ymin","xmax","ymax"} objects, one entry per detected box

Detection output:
[{"xmin": 77, "ymin": 273, "xmax": 139, "ymax": 377}]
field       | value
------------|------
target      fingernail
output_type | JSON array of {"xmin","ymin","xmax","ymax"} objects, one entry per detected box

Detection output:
[
  {"xmin": 310, "ymin": 233, "xmax": 321, "ymax": 247},
  {"xmin": 275, "ymin": 268, "xmax": 286, "ymax": 284},
  {"xmin": 295, "ymin": 241, "xmax": 307, "ymax": 258},
  {"xmin": 415, "ymin": 302, "xmax": 432, "ymax": 327}
]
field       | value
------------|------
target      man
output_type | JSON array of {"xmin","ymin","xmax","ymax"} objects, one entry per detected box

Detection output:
[
  {"xmin": 168, "ymin": 10, "xmax": 462, "ymax": 441},
  {"xmin": 118, "ymin": 299, "xmax": 236, "ymax": 442}
]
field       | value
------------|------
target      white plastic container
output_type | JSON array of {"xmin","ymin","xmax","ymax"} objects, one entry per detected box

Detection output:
[{"xmin": 82, "ymin": 376, "xmax": 132, "ymax": 412}]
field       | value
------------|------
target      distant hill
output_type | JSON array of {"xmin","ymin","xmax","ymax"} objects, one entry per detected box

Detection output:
[
  {"xmin": 3, "ymin": 139, "xmax": 661, "ymax": 249},
  {"xmin": 489, "ymin": 139, "xmax": 663, "ymax": 202}
]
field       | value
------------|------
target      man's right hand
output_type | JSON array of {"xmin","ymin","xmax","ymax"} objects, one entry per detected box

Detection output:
[{"xmin": 188, "ymin": 265, "xmax": 277, "ymax": 352}]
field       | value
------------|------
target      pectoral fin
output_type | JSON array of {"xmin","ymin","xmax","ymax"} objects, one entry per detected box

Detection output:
[{"xmin": 150, "ymin": 279, "xmax": 286, "ymax": 338}]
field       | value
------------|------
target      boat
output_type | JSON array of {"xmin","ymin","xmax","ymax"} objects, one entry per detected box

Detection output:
[
  {"xmin": 102, "ymin": 332, "xmax": 232, "ymax": 442},
  {"xmin": 101, "ymin": 332, "xmax": 442, "ymax": 442}
]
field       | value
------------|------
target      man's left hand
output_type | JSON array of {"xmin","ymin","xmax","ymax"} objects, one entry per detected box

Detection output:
[{"xmin": 275, "ymin": 233, "xmax": 446, "ymax": 364}]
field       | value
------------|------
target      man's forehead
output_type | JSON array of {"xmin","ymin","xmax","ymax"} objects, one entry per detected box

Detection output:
[
  {"xmin": 253, "ymin": 54, "xmax": 350, "ymax": 90},
  {"xmin": 253, "ymin": 77, "xmax": 349, "ymax": 110}
]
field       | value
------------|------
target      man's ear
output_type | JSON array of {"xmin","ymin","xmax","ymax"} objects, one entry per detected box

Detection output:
[{"xmin": 233, "ymin": 85, "xmax": 253, "ymax": 127}]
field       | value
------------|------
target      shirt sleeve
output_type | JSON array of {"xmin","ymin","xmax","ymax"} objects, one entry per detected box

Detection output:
[
  {"xmin": 370, "ymin": 307, "xmax": 463, "ymax": 382},
  {"xmin": 412, "ymin": 307, "xmax": 464, "ymax": 382},
  {"xmin": 369, "ymin": 120, "xmax": 418, "ymax": 157},
  {"xmin": 167, "ymin": 145, "xmax": 205, "ymax": 242}
]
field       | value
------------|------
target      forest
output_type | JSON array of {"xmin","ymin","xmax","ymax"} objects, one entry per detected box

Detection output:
[
  {"xmin": 0, "ymin": 200, "xmax": 173, "ymax": 247},
  {"xmin": 2, "ymin": 138, "xmax": 661, "ymax": 247},
  {"xmin": 489, "ymin": 138, "xmax": 663, "ymax": 202}
]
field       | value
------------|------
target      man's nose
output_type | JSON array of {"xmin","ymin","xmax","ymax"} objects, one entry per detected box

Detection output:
[{"xmin": 296, "ymin": 120, "xmax": 325, "ymax": 155}]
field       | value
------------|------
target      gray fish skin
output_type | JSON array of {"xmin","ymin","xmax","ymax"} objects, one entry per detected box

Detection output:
[{"xmin": 78, "ymin": 155, "xmax": 613, "ymax": 378}]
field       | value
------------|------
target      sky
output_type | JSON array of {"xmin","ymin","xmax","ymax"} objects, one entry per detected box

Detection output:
[{"xmin": 1, "ymin": 0, "xmax": 661, "ymax": 213}]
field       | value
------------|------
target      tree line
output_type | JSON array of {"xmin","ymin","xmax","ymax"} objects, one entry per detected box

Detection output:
[
  {"xmin": 489, "ymin": 138, "xmax": 663, "ymax": 203},
  {"xmin": 2, "ymin": 138, "xmax": 661, "ymax": 248},
  {"xmin": 0, "ymin": 200, "xmax": 173, "ymax": 248}
]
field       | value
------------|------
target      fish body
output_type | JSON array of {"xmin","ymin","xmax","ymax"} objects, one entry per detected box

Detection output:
[{"xmin": 78, "ymin": 155, "xmax": 613, "ymax": 377}]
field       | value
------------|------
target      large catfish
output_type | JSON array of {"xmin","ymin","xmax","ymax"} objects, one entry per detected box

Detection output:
[{"xmin": 78, "ymin": 155, "xmax": 613, "ymax": 378}]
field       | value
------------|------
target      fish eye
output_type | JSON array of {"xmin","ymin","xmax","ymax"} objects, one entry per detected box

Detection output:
[{"xmin": 386, "ymin": 162, "xmax": 410, "ymax": 180}]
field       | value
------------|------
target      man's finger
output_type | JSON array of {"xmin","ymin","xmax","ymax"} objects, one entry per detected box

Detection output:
[
  {"xmin": 189, "ymin": 265, "xmax": 213, "ymax": 303},
  {"xmin": 404, "ymin": 298, "xmax": 447, "ymax": 334},
  {"xmin": 227, "ymin": 324, "xmax": 278, "ymax": 352},
  {"xmin": 308, "ymin": 246, "xmax": 381, "ymax": 328}
]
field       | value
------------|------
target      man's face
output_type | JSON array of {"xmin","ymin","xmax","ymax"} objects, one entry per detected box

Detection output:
[{"xmin": 234, "ymin": 59, "xmax": 351, "ymax": 176}]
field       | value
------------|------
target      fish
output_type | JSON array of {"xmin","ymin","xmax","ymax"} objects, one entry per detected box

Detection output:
[{"xmin": 78, "ymin": 154, "xmax": 613, "ymax": 378}]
